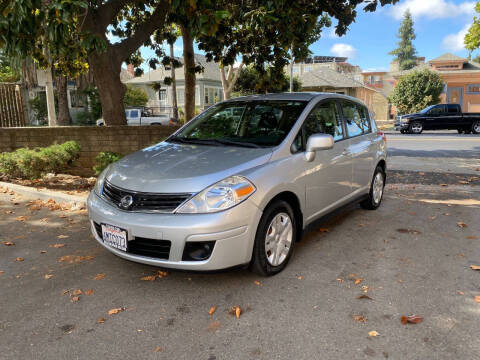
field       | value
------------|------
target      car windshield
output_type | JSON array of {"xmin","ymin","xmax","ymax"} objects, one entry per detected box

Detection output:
[{"xmin": 169, "ymin": 100, "xmax": 307, "ymax": 148}]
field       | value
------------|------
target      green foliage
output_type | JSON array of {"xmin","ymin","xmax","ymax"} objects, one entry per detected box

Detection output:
[
  {"xmin": 0, "ymin": 141, "xmax": 81, "ymax": 179},
  {"xmin": 389, "ymin": 10, "xmax": 417, "ymax": 71},
  {"xmin": 234, "ymin": 66, "xmax": 302, "ymax": 95},
  {"xmin": 93, "ymin": 152, "xmax": 122, "ymax": 175},
  {"xmin": 74, "ymin": 111, "xmax": 97, "ymax": 126},
  {"xmin": 124, "ymin": 85, "xmax": 149, "ymax": 107},
  {"xmin": 390, "ymin": 69, "xmax": 444, "ymax": 114},
  {"xmin": 0, "ymin": 52, "xmax": 20, "ymax": 82},
  {"xmin": 28, "ymin": 94, "xmax": 49, "ymax": 125},
  {"xmin": 81, "ymin": 87, "xmax": 102, "ymax": 120},
  {"xmin": 465, "ymin": 3, "xmax": 480, "ymax": 54}
]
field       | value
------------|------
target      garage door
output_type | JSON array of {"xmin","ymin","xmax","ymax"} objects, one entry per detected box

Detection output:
[{"xmin": 468, "ymin": 103, "xmax": 480, "ymax": 112}]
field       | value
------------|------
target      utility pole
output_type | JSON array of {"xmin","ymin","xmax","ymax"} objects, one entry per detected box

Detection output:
[{"xmin": 289, "ymin": 44, "xmax": 294, "ymax": 93}]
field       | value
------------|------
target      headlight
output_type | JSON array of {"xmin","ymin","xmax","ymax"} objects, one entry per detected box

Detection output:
[
  {"xmin": 403, "ymin": 117, "xmax": 410, "ymax": 123},
  {"xmin": 94, "ymin": 167, "xmax": 109, "ymax": 196},
  {"xmin": 176, "ymin": 176, "xmax": 256, "ymax": 214}
]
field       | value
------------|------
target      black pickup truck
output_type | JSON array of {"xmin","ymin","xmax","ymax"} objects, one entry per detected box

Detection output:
[{"xmin": 395, "ymin": 104, "xmax": 480, "ymax": 134}]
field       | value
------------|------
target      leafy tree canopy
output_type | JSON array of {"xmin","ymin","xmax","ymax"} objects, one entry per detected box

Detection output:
[
  {"xmin": 465, "ymin": 2, "xmax": 480, "ymax": 55},
  {"xmin": 389, "ymin": 10, "xmax": 417, "ymax": 71},
  {"xmin": 0, "ymin": 51, "xmax": 20, "ymax": 82},
  {"xmin": 233, "ymin": 65, "xmax": 301, "ymax": 95},
  {"xmin": 390, "ymin": 69, "xmax": 444, "ymax": 114},
  {"xmin": 124, "ymin": 85, "xmax": 149, "ymax": 107}
]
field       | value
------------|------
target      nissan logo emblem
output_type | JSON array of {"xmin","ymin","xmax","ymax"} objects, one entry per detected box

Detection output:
[{"xmin": 119, "ymin": 195, "xmax": 134, "ymax": 209}]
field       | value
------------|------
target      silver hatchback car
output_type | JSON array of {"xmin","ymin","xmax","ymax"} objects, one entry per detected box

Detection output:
[{"xmin": 87, "ymin": 93, "xmax": 387, "ymax": 276}]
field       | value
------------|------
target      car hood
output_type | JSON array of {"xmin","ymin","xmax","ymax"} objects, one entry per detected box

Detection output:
[{"xmin": 105, "ymin": 142, "xmax": 273, "ymax": 193}]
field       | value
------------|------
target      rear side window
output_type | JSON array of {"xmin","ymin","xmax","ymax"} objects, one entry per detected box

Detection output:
[
  {"xmin": 447, "ymin": 104, "xmax": 460, "ymax": 113},
  {"xmin": 356, "ymin": 105, "xmax": 371, "ymax": 133},
  {"xmin": 341, "ymin": 101, "xmax": 363, "ymax": 137}
]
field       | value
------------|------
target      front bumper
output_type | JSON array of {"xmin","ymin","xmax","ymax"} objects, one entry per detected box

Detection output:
[
  {"xmin": 394, "ymin": 122, "xmax": 409, "ymax": 131},
  {"xmin": 87, "ymin": 191, "xmax": 263, "ymax": 270}
]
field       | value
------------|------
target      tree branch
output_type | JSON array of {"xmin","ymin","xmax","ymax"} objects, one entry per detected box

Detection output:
[
  {"xmin": 227, "ymin": 62, "xmax": 244, "ymax": 93},
  {"xmin": 113, "ymin": 0, "xmax": 170, "ymax": 59}
]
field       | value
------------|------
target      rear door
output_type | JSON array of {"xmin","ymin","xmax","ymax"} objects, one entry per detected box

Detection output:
[
  {"xmin": 340, "ymin": 100, "xmax": 376, "ymax": 193},
  {"xmin": 128, "ymin": 109, "xmax": 141, "ymax": 125},
  {"xmin": 445, "ymin": 104, "xmax": 463, "ymax": 128},
  {"xmin": 299, "ymin": 100, "xmax": 353, "ymax": 219}
]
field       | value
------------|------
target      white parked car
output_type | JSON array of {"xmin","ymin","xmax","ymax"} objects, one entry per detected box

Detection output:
[{"xmin": 96, "ymin": 107, "xmax": 174, "ymax": 126}]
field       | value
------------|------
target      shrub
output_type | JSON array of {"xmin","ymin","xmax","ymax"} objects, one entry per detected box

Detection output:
[
  {"xmin": 93, "ymin": 151, "xmax": 122, "ymax": 175},
  {"xmin": 75, "ymin": 111, "xmax": 97, "ymax": 126},
  {"xmin": 0, "ymin": 141, "xmax": 81, "ymax": 179}
]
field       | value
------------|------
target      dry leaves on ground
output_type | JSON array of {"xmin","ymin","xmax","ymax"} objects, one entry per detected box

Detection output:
[
  {"xmin": 208, "ymin": 305, "xmax": 217, "ymax": 315},
  {"xmin": 97, "ymin": 317, "xmax": 105, "ymax": 324},
  {"xmin": 254, "ymin": 280, "xmax": 261, "ymax": 286},
  {"xmin": 457, "ymin": 222, "xmax": 468, "ymax": 228},
  {"xmin": 354, "ymin": 278, "xmax": 363, "ymax": 285},
  {"xmin": 0, "ymin": 271, "xmax": 4, "ymax": 275},
  {"xmin": 475, "ymin": 296, "xmax": 480, "ymax": 303},
  {"xmin": 59, "ymin": 255, "xmax": 94, "ymax": 264},
  {"xmin": 353, "ymin": 315, "xmax": 367, "ymax": 323},
  {"xmin": 94, "ymin": 273, "xmax": 105, "ymax": 280},
  {"xmin": 401, "ymin": 315, "xmax": 423, "ymax": 325},
  {"xmin": 317, "ymin": 228, "xmax": 330, "ymax": 233},
  {"xmin": 229, "ymin": 306, "xmax": 242, "ymax": 319},
  {"xmin": 396, "ymin": 228, "xmax": 421, "ymax": 235},
  {"xmin": 49, "ymin": 243, "xmax": 65, "ymax": 248},
  {"xmin": 71, "ymin": 296, "xmax": 80, "ymax": 302},
  {"xmin": 140, "ymin": 271, "xmax": 168, "ymax": 281},
  {"xmin": 16, "ymin": 216, "xmax": 28, "ymax": 222},
  {"xmin": 72, "ymin": 289, "xmax": 82, "ymax": 296},
  {"xmin": 108, "ymin": 307, "xmax": 125, "ymax": 315},
  {"xmin": 85, "ymin": 289, "xmax": 94, "ymax": 296},
  {"xmin": 153, "ymin": 346, "xmax": 163, "ymax": 353},
  {"xmin": 368, "ymin": 331, "xmax": 380, "ymax": 337},
  {"xmin": 57, "ymin": 235, "xmax": 69, "ymax": 239},
  {"xmin": 140, "ymin": 275, "xmax": 156, "ymax": 281},
  {"xmin": 357, "ymin": 294, "xmax": 373, "ymax": 300},
  {"xmin": 2, "ymin": 241, "xmax": 14, "ymax": 246},
  {"xmin": 44, "ymin": 274, "xmax": 53, "ymax": 279},
  {"xmin": 470, "ymin": 265, "xmax": 480, "ymax": 271},
  {"xmin": 15, "ymin": 257, "xmax": 23, "ymax": 262}
]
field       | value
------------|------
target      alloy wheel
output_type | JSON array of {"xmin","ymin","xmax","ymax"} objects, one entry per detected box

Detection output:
[
  {"xmin": 372, "ymin": 172, "xmax": 384, "ymax": 205},
  {"xmin": 265, "ymin": 213, "xmax": 293, "ymax": 266}
]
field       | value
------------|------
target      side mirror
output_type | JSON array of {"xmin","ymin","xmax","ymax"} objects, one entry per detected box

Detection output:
[{"xmin": 305, "ymin": 133, "xmax": 334, "ymax": 162}]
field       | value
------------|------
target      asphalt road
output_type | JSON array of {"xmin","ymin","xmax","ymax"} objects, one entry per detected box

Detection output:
[
  {"xmin": 1, "ymin": 183, "xmax": 480, "ymax": 359},
  {"xmin": 386, "ymin": 131, "xmax": 480, "ymax": 175}
]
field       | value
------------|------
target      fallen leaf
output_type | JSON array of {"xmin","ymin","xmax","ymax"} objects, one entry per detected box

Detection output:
[
  {"xmin": 71, "ymin": 296, "xmax": 79, "ymax": 302},
  {"xmin": 15, "ymin": 257, "xmax": 23, "ymax": 262},
  {"xmin": 44, "ymin": 274, "xmax": 53, "ymax": 279},
  {"xmin": 457, "ymin": 222, "xmax": 468, "ymax": 228},
  {"xmin": 396, "ymin": 228, "xmax": 421, "ymax": 235},
  {"xmin": 401, "ymin": 315, "xmax": 423, "ymax": 325},
  {"xmin": 2, "ymin": 241, "xmax": 14, "ymax": 246},
  {"xmin": 429, "ymin": 216, "xmax": 437, "ymax": 220},
  {"xmin": 108, "ymin": 307, "xmax": 125, "ymax": 315},
  {"xmin": 57, "ymin": 235, "xmax": 69, "ymax": 239},
  {"xmin": 229, "ymin": 306, "xmax": 242, "ymax": 319},
  {"xmin": 356, "ymin": 294, "xmax": 373, "ymax": 300},
  {"xmin": 353, "ymin": 315, "xmax": 366, "ymax": 323},
  {"xmin": 59, "ymin": 255, "xmax": 94, "ymax": 264},
  {"xmin": 72, "ymin": 289, "xmax": 82, "ymax": 296},
  {"xmin": 62, "ymin": 290, "xmax": 70, "ymax": 296},
  {"xmin": 97, "ymin": 317, "xmax": 105, "ymax": 324},
  {"xmin": 16, "ymin": 216, "xmax": 28, "ymax": 222},
  {"xmin": 297, "ymin": 275, "xmax": 303, "ymax": 280},
  {"xmin": 0, "ymin": 271, "xmax": 4, "ymax": 275},
  {"xmin": 440, "ymin": 184, "xmax": 448, "ymax": 187},
  {"xmin": 475, "ymin": 296, "xmax": 480, "ymax": 303},
  {"xmin": 40, "ymin": 250, "xmax": 47, "ymax": 254},
  {"xmin": 85, "ymin": 289, "xmax": 94, "ymax": 296},
  {"xmin": 141, "ymin": 275, "xmax": 156, "ymax": 281},
  {"xmin": 318, "ymin": 228, "xmax": 330, "ymax": 233},
  {"xmin": 336, "ymin": 278, "xmax": 344, "ymax": 283},
  {"xmin": 49, "ymin": 243, "xmax": 65, "ymax": 248},
  {"xmin": 368, "ymin": 331, "xmax": 380, "ymax": 337},
  {"xmin": 362, "ymin": 285, "xmax": 369, "ymax": 293},
  {"xmin": 419, "ymin": 172, "xmax": 425, "ymax": 176},
  {"xmin": 94, "ymin": 273, "xmax": 105, "ymax": 280},
  {"xmin": 254, "ymin": 280, "xmax": 261, "ymax": 286},
  {"xmin": 457, "ymin": 290, "xmax": 465, "ymax": 295},
  {"xmin": 156, "ymin": 271, "xmax": 168, "ymax": 278},
  {"xmin": 208, "ymin": 305, "xmax": 217, "ymax": 315},
  {"xmin": 235, "ymin": 306, "xmax": 242, "ymax": 319},
  {"xmin": 355, "ymin": 278, "xmax": 362, "ymax": 285},
  {"xmin": 153, "ymin": 346, "xmax": 163, "ymax": 353}
]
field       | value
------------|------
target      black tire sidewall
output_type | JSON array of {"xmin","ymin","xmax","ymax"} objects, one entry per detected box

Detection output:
[
  {"xmin": 251, "ymin": 200, "xmax": 297, "ymax": 276},
  {"xmin": 361, "ymin": 166, "xmax": 386, "ymax": 210},
  {"xmin": 473, "ymin": 121, "xmax": 480, "ymax": 134}
]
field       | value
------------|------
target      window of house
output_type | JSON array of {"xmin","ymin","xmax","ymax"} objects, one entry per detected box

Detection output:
[
  {"xmin": 158, "ymin": 89, "xmax": 167, "ymax": 102},
  {"xmin": 69, "ymin": 90, "xmax": 87, "ymax": 108},
  {"xmin": 467, "ymin": 84, "xmax": 480, "ymax": 94},
  {"xmin": 205, "ymin": 87, "xmax": 222, "ymax": 105},
  {"xmin": 176, "ymin": 86, "xmax": 200, "ymax": 105},
  {"xmin": 341, "ymin": 101, "xmax": 363, "ymax": 137}
]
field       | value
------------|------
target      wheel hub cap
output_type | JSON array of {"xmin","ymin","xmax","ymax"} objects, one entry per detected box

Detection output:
[
  {"xmin": 373, "ymin": 173, "xmax": 384, "ymax": 204},
  {"xmin": 265, "ymin": 213, "xmax": 293, "ymax": 266}
]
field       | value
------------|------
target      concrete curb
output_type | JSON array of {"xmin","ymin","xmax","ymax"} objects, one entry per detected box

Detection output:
[{"xmin": 0, "ymin": 181, "xmax": 87, "ymax": 208}]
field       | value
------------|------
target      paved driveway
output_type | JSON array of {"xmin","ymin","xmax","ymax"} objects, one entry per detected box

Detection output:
[{"xmin": 1, "ymin": 182, "xmax": 479, "ymax": 359}]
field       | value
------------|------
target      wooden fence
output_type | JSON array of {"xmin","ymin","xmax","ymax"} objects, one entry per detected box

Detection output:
[{"xmin": 0, "ymin": 83, "xmax": 26, "ymax": 127}]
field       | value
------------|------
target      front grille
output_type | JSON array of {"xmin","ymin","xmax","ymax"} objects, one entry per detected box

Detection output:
[
  {"xmin": 102, "ymin": 180, "xmax": 192, "ymax": 212},
  {"xmin": 93, "ymin": 222, "xmax": 171, "ymax": 260}
]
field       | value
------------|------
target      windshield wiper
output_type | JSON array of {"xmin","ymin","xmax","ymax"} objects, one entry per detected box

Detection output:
[
  {"xmin": 207, "ymin": 139, "xmax": 262, "ymax": 148},
  {"xmin": 167, "ymin": 136, "xmax": 219, "ymax": 146}
]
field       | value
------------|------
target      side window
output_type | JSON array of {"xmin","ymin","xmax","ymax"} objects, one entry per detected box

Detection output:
[
  {"xmin": 308, "ymin": 101, "xmax": 344, "ymax": 141},
  {"xmin": 430, "ymin": 105, "xmax": 445, "ymax": 115},
  {"xmin": 130, "ymin": 110, "xmax": 139, "ymax": 118},
  {"xmin": 356, "ymin": 104, "xmax": 371, "ymax": 133},
  {"xmin": 341, "ymin": 101, "xmax": 363, "ymax": 137},
  {"xmin": 447, "ymin": 104, "xmax": 459, "ymax": 114}
]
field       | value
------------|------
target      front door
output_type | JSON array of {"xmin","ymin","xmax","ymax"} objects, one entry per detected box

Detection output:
[
  {"xmin": 447, "ymin": 87, "xmax": 463, "ymax": 108},
  {"xmin": 300, "ymin": 100, "xmax": 353, "ymax": 221}
]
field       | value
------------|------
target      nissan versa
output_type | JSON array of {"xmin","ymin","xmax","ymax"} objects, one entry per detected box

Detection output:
[{"xmin": 87, "ymin": 93, "xmax": 387, "ymax": 276}]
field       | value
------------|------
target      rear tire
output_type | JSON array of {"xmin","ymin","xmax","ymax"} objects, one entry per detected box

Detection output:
[
  {"xmin": 250, "ymin": 200, "xmax": 297, "ymax": 276},
  {"xmin": 472, "ymin": 120, "xmax": 480, "ymax": 134},
  {"xmin": 409, "ymin": 121, "xmax": 423, "ymax": 134},
  {"xmin": 400, "ymin": 129, "xmax": 407, "ymax": 134},
  {"xmin": 361, "ymin": 166, "xmax": 386, "ymax": 210},
  {"xmin": 457, "ymin": 129, "xmax": 464, "ymax": 134}
]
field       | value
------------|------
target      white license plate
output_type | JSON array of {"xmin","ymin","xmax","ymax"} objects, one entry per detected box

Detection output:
[{"xmin": 101, "ymin": 224, "xmax": 127, "ymax": 252}]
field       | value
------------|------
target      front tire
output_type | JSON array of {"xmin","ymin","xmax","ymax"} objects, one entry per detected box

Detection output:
[
  {"xmin": 409, "ymin": 121, "xmax": 423, "ymax": 134},
  {"xmin": 250, "ymin": 200, "xmax": 297, "ymax": 276},
  {"xmin": 400, "ymin": 129, "xmax": 407, "ymax": 134},
  {"xmin": 472, "ymin": 120, "xmax": 480, "ymax": 134},
  {"xmin": 361, "ymin": 166, "xmax": 386, "ymax": 210},
  {"xmin": 457, "ymin": 129, "xmax": 464, "ymax": 134}
]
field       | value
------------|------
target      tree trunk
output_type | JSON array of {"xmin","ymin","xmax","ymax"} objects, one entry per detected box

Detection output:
[
  {"xmin": 88, "ymin": 52, "xmax": 126, "ymax": 126},
  {"xmin": 181, "ymin": 25, "xmax": 196, "ymax": 122},
  {"xmin": 289, "ymin": 45, "xmax": 294, "ymax": 93},
  {"xmin": 170, "ymin": 41, "xmax": 179, "ymax": 120},
  {"xmin": 220, "ymin": 63, "xmax": 244, "ymax": 100},
  {"xmin": 44, "ymin": 65, "xmax": 57, "ymax": 126},
  {"xmin": 56, "ymin": 75, "xmax": 72, "ymax": 125}
]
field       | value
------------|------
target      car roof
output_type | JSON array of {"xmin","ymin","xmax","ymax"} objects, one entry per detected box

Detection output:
[{"xmin": 227, "ymin": 92, "xmax": 364, "ymax": 104}]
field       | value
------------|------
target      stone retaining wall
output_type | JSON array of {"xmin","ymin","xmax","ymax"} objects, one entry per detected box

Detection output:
[{"xmin": 0, "ymin": 126, "xmax": 179, "ymax": 176}]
